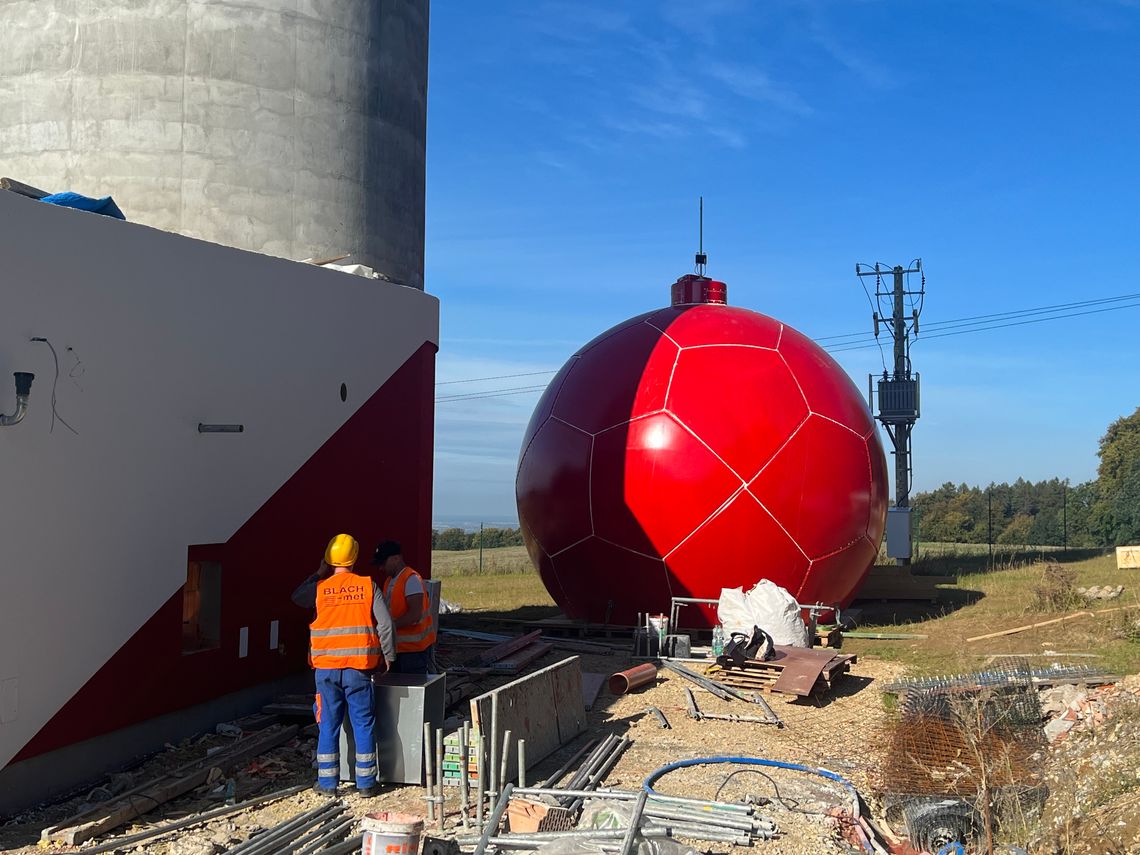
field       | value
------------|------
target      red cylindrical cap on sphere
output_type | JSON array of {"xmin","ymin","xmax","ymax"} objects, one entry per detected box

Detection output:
[
  {"xmin": 516, "ymin": 278, "xmax": 888, "ymax": 626},
  {"xmin": 671, "ymin": 274, "xmax": 727, "ymax": 306}
]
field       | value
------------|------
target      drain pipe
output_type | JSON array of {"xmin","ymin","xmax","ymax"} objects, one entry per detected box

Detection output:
[{"xmin": 0, "ymin": 372, "xmax": 34, "ymax": 427}]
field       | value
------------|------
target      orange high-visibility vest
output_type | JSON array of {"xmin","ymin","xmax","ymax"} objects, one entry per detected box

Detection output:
[
  {"xmin": 309, "ymin": 572, "xmax": 383, "ymax": 670},
  {"xmin": 384, "ymin": 566, "xmax": 436, "ymax": 653}
]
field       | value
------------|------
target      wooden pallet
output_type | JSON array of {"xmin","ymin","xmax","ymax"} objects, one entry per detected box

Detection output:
[
  {"xmin": 813, "ymin": 626, "xmax": 843, "ymax": 648},
  {"xmin": 710, "ymin": 647, "xmax": 857, "ymax": 697}
]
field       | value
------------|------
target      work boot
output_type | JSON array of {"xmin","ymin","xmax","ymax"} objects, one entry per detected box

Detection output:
[
  {"xmin": 313, "ymin": 782, "xmax": 337, "ymax": 797},
  {"xmin": 356, "ymin": 785, "xmax": 378, "ymax": 798}
]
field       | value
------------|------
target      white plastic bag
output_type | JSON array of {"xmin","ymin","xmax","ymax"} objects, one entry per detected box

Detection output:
[{"xmin": 717, "ymin": 580, "xmax": 809, "ymax": 648}]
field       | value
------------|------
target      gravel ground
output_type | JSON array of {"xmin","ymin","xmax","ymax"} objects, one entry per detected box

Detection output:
[
  {"xmin": 0, "ymin": 653, "xmax": 903, "ymax": 855},
  {"xmin": 24, "ymin": 656, "xmax": 1139, "ymax": 854}
]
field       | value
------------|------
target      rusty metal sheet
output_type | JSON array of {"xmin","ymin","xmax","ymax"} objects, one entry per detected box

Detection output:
[
  {"xmin": 767, "ymin": 646, "xmax": 835, "ymax": 696},
  {"xmin": 771, "ymin": 660, "xmax": 826, "ymax": 696}
]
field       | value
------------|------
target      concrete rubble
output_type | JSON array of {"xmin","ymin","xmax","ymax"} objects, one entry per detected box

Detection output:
[
  {"xmin": 1075, "ymin": 584, "xmax": 1125, "ymax": 601},
  {"xmin": 1039, "ymin": 676, "xmax": 1140, "ymax": 744}
]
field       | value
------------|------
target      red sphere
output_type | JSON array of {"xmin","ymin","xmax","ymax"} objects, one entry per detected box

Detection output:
[{"xmin": 516, "ymin": 278, "xmax": 888, "ymax": 625}]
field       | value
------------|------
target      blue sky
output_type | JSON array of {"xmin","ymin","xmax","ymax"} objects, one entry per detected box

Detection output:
[{"xmin": 424, "ymin": 0, "xmax": 1140, "ymax": 523}]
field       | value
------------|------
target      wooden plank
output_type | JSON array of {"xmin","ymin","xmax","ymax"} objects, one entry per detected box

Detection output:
[
  {"xmin": 966, "ymin": 611, "xmax": 1095, "ymax": 642},
  {"xmin": 490, "ymin": 641, "xmax": 553, "ymax": 672},
  {"xmin": 1, "ymin": 176, "xmax": 49, "ymax": 199},
  {"xmin": 478, "ymin": 630, "xmax": 544, "ymax": 665},
  {"xmin": 470, "ymin": 657, "xmax": 585, "ymax": 785},
  {"xmin": 43, "ymin": 725, "xmax": 298, "ymax": 845}
]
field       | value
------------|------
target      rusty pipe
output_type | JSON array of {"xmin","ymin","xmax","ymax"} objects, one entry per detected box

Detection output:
[{"xmin": 608, "ymin": 663, "xmax": 657, "ymax": 695}]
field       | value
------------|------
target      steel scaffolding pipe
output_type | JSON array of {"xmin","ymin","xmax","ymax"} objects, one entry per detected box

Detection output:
[
  {"xmin": 513, "ymin": 786, "xmax": 755, "ymax": 815},
  {"xmin": 540, "ymin": 738, "xmax": 598, "ymax": 789}
]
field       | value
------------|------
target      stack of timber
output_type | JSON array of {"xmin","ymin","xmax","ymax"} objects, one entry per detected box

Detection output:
[
  {"xmin": 40, "ymin": 725, "xmax": 299, "ymax": 846},
  {"xmin": 710, "ymin": 646, "xmax": 857, "ymax": 698},
  {"xmin": 443, "ymin": 629, "xmax": 554, "ymax": 675}
]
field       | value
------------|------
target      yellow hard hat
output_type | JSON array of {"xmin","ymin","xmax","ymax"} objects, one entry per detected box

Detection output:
[{"xmin": 324, "ymin": 534, "xmax": 359, "ymax": 567}]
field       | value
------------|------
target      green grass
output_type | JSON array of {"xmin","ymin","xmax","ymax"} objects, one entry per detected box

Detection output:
[
  {"xmin": 431, "ymin": 545, "xmax": 532, "ymax": 577},
  {"xmin": 848, "ymin": 552, "xmax": 1140, "ymax": 676},
  {"xmin": 431, "ymin": 545, "xmax": 1140, "ymax": 677},
  {"xmin": 430, "ymin": 546, "xmax": 554, "ymax": 613}
]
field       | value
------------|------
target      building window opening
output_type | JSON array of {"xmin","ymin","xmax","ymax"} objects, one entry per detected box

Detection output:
[{"xmin": 182, "ymin": 560, "xmax": 222, "ymax": 653}]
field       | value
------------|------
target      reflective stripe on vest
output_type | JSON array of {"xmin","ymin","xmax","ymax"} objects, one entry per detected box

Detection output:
[
  {"xmin": 383, "ymin": 566, "xmax": 437, "ymax": 653},
  {"xmin": 309, "ymin": 572, "xmax": 383, "ymax": 670}
]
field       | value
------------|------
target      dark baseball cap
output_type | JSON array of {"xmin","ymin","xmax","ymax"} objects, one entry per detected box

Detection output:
[{"xmin": 372, "ymin": 540, "xmax": 402, "ymax": 564}]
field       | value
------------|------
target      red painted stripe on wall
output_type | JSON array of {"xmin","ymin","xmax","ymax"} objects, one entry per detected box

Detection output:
[{"xmin": 14, "ymin": 341, "xmax": 436, "ymax": 761}]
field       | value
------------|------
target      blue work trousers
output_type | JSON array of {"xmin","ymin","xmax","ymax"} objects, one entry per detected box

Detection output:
[
  {"xmin": 314, "ymin": 668, "xmax": 377, "ymax": 790},
  {"xmin": 391, "ymin": 649, "xmax": 432, "ymax": 675}
]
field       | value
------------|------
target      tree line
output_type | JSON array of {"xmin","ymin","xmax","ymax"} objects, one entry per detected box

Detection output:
[
  {"xmin": 432, "ymin": 526, "xmax": 525, "ymax": 551},
  {"xmin": 913, "ymin": 407, "xmax": 1140, "ymax": 547}
]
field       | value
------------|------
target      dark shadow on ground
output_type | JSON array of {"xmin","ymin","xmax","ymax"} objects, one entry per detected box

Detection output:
[
  {"xmin": 796, "ymin": 674, "xmax": 876, "ymax": 709},
  {"xmin": 851, "ymin": 587, "xmax": 985, "ymax": 626},
  {"xmin": 908, "ymin": 546, "xmax": 1109, "ymax": 577}
]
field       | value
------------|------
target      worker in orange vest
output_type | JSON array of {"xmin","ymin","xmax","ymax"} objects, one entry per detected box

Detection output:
[
  {"xmin": 371, "ymin": 540, "xmax": 437, "ymax": 674},
  {"xmin": 292, "ymin": 534, "xmax": 396, "ymax": 796}
]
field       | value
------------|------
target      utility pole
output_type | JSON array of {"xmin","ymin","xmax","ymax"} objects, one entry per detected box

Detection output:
[
  {"xmin": 1062, "ymin": 481, "xmax": 1068, "ymax": 552},
  {"xmin": 857, "ymin": 260, "xmax": 924, "ymax": 565}
]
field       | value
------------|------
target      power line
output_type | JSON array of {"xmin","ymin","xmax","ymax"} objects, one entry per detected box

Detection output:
[
  {"xmin": 434, "ymin": 291, "xmax": 1140, "ymax": 401},
  {"xmin": 436, "ymin": 370, "xmax": 557, "ymax": 386},
  {"xmin": 435, "ymin": 385, "xmax": 550, "ymax": 404},
  {"xmin": 918, "ymin": 291, "xmax": 1140, "ymax": 331},
  {"xmin": 825, "ymin": 299, "xmax": 1140, "ymax": 354},
  {"xmin": 812, "ymin": 291, "xmax": 1140, "ymax": 343}
]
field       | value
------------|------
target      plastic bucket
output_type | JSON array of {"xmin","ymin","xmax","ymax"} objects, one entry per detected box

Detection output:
[{"xmin": 361, "ymin": 811, "xmax": 424, "ymax": 855}]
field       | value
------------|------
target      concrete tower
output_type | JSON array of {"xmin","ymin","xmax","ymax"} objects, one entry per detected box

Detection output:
[{"xmin": 0, "ymin": 0, "xmax": 429, "ymax": 289}]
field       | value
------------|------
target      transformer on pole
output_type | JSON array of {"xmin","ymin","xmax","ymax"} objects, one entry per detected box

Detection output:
[{"xmin": 857, "ymin": 260, "xmax": 924, "ymax": 564}]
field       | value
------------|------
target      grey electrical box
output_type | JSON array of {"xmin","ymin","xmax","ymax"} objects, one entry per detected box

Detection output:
[
  {"xmin": 877, "ymin": 376, "xmax": 921, "ymax": 423},
  {"xmin": 886, "ymin": 507, "xmax": 913, "ymax": 559},
  {"xmin": 339, "ymin": 672, "xmax": 446, "ymax": 785}
]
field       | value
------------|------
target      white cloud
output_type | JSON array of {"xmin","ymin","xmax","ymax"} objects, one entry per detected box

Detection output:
[
  {"xmin": 661, "ymin": 0, "xmax": 749, "ymax": 46},
  {"xmin": 706, "ymin": 62, "xmax": 813, "ymax": 116}
]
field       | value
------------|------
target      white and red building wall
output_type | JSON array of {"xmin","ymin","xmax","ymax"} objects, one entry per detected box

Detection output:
[{"xmin": 0, "ymin": 191, "xmax": 438, "ymax": 812}]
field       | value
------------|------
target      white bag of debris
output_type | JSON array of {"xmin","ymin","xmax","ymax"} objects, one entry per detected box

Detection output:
[{"xmin": 718, "ymin": 580, "xmax": 809, "ymax": 648}]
